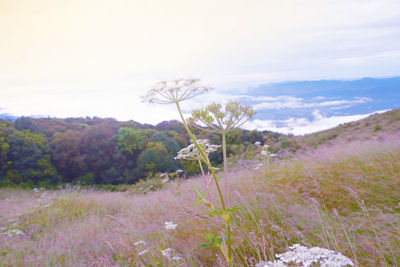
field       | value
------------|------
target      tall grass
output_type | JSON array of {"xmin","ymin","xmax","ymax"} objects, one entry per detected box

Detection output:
[{"xmin": 1, "ymin": 137, "xmax": 399, "ymax": 266}]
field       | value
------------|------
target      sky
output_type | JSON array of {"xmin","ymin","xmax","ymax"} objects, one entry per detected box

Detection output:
[{"xmin": 1, "ymin": 0, "xmax": 400, "ymax": 134}]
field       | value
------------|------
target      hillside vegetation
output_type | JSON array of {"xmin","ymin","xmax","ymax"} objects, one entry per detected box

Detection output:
[
  {"xmin": 1, "ymin": 112, "xmax": 399, "ymax": 266},
  {"xmin": 297, "ymin": 108, "xmax": 400, "ymax": 149}
]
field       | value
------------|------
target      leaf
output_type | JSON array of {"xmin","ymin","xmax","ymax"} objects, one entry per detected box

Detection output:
[
  {"xmin": 225, "ymin": 205, "xmax": 242, "ymax": 213},
  {"xmin": 194, "ymin": 243, "xmax": 214, "ymax": 249},
  {"xmin": 207, "ymin": 209, "xmax": 225, "ymax": 217},
  {"xmin": 192, "ymin": 184, "xmax": 204, "ymax": 199}
]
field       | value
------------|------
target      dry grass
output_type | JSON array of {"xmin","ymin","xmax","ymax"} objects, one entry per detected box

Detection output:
[{"xmin": 1, "ymin": 136, "xmax": 399, "ymax": 266}]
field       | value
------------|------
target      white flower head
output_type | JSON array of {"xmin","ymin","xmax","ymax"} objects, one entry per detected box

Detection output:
[
  {"xmin": 175, "ymin": 139, "xmax": 220, "ymax": 161},
  {"xmin": 254, "ymin": 141, "xmax": 261, "ymax": 146},
  {"xmin": 162, "ymin": 178, "xmax": 169, "ymax": 184},
  {"xmin": 138, "ymin": 249, "xmax": 148, "ymax": 256},
  {"xmin": 261, "ymin": 151, "xmax": 267, "ymax": 156},
  {"xmin": 172, "ymin": 255, "xmax": 183, "ymax": 261},
  {"xmin": 134, "ymin": 240, "xmax": 146, "ymax": 246},
  {"xmin": 176, "ymin": 169, "xmax": 183, "ymax": 173},
  {"xmin": 162, "ymin": 248, "xmax": 173, "ymax": 257},
  {"xmin": 257, "ymin": 244, "xmax": 353, "ymax": 267},
  {"xmin": 164, "ymin": 221, "xmax": 177, "ymax": 230},
  {"xmin": 142, "ymin": 78, "xmax": 213, "ymax": 105}
]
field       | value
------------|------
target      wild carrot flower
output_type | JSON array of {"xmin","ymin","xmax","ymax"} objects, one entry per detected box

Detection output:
[
  {"xmin": 172, "ymin": 255, "xmax": 183, "ymax": 261},
  {"xmin": 141, "ymin": 78, "xmax": 213, "ymax": 104},
  {"xmin": 138, "ymin": 249, "xmax": 148, "ymax": 256},
  {"xmin": 134, "ymin": 240, "xmax": 146, "ymax": 246},
  {"xmin": 162, "ymin": 248, "xmax": 173, "ymax": 257},
  {"xmin": 164, "ymin": 221, "xmax": 177, "ymax": 230},
  {"xmin": 175, "ymin": 139, "xmax": 220, "ymax": 161},
  {"xmin": 256, "ymin": 244, "xmax": 353, "ymax": 267}
]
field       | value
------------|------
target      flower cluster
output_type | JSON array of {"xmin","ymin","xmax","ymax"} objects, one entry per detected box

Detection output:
[
  {"xmin": 141, "ymin": 78, "xmax": 213, "ymax": 104},
  {"xmin": 256, "ymin": 244, "xmax": 354, "ymax": 267},
  {"xmin": 175, "ymin": 139, "xmax": 220, "ymax": 161},
  {"xmin": 190, "ymin": 101, "xmax": 255, "ymax": 134},
  {"xmin": 164, "ymin": 221, "xmax": 178, "ymax": 230}
]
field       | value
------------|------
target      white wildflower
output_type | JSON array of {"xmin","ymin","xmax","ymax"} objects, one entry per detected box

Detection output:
[
  {"xmin": 164, "ymin": 221, "xmax": 177, "ymax": 230},
  {"xmin": 176, "ymin": 169, "xmax": 183, "ymax": 173},
  {"xmin": 254, "ymin": 167, "xmax": 260, "ymax": 170},
  {"xmin": 269, "ymin": 153, "xmax": 276, "ymax": 158},
  {"xmin": 175, "ymin": 139, "xmax": 220, "ymax": 161},
  {"xmin": 142, "ymin": 79, "xmax": 212, "ymax": 104},
  {"xmin": 33, "ymin": 187, "xmax": 40, "ymax": 193},
  {"xmin": 134, "ymin": 240, "xmax": 146, "ymax": 246},
  {"xmin": 6, "ymin": 229, "xmax": 24, "ymax": 237},
  {"xmin": 257, "ymin": 244, "xmax": 353, "ymax": 267},
  {"xmin": 159, "ymin": 172, "xmax": 168, "ymax": 178},
  {"xmin": 172, "ymin": 255, "xmax": 183, "ymax": 261},
  {"xmin": 263, "ymin": 144, "xmax": 269, "ymax": 149},
  {"xmin": 256, "ymin": 261, "xmax": 287, "ymax": 267},
  {"xmin": 254, "ymin": 141, "xmax": 261, "ymax": 146},
  {"xmin": 261, "ymin": 151, "xmax": 267, "ymax": 156},
  {"xmin": 138, "ymin": 249, "xmax": 148, "ymax": 256},
  {"xmin": 162, "ymin": 178, "xmax": 169, "ymax": 184},
  {"xmin": 162, "ymin": 248, "xmax": 173, "ymax": 257}
]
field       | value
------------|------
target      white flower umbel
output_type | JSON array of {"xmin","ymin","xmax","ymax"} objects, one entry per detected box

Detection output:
[
  {"xmin": 256, "ymin": 244, "xmax": 353, "ymax": 267},
  {"xmin": 164, "ymin": 221, "xmax": 177, "ymax": 230},
  {"xmin": 256, "ymin": 261, "xmax": 287, "ymax": 267},
  {"xmin": 175, "ymin": 139, "xmax": 220, "ymax": 161},
  {"xmin": 162, "ymin": 248, "xmax": 173, "ymax": 257},
  {"xmin": 172, "ymin": 255, "xmax": 183, "ymax": 261},
  {"xmin": 134, "ymin": 240, "xmax": 146, "ymax": 246},
  {"xmin": 138, "ymin": 249, "xmax": 148, "ymax": 256},
  {"xmin": 142, "ymin": 78, "xmax": 212, "ymax": 104}
]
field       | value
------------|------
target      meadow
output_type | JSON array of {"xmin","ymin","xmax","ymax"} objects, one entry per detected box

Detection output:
[{"xmin": 1, "ymin": 133, "xmax": 399, "ymax": 266}]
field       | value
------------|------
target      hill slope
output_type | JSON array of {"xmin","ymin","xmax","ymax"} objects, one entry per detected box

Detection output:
[
  {"xmin": 1, "ymin": 116, "xmax": 399, "ymax": 266},
  {"xmin": 296, "ymin": 108, "xmax": 400, "ymax": 149}
]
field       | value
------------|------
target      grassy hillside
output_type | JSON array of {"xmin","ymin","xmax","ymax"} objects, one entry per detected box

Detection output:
[
  {"xmin": 1, "ymin": 125, "xmax": 399, "ymax": 266},
  {"xmin": 296, "ymin": 108, "xmax": 400, "ymax": 149}
]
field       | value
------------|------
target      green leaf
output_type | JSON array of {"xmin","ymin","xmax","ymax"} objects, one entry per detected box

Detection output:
[
  {"xmin": 207, "ymin": 209, "xmax": 225, "ymax": 217},
  {"xmin": 226, "ymin": 205, "xmax": 242, "ymax": 213},
  {"xmin": 194, "ymin": 243, "xmax": 214, "ymax": 249},
  {"xmin": 192, "ymin": 184, "xmax": 204, "ymax": 199}
]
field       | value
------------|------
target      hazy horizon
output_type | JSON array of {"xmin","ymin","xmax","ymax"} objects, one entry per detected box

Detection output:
[{"xmin": 1, "ymin": 0, "xmax": 400, "ymax": 134}]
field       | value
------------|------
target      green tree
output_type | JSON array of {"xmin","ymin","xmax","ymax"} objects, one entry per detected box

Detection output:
[{"xmin": 136, "ymin": 142, "xmax": 178, "ymax": 177}]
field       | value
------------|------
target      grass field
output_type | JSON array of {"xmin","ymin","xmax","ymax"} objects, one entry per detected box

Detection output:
[{"xmin": 1, "ymin": 135, "xmax": 399, "ymax": 266}]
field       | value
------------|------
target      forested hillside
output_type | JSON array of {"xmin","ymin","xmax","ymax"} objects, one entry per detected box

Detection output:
[{"xmin": 0, "ymin": 117, "xmax": 288, "ymax": 187}]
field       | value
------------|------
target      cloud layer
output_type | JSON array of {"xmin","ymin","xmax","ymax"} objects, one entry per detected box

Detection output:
[{"xmin": 243, "ymin": 110, "xmax": 387, "ymax": 135}]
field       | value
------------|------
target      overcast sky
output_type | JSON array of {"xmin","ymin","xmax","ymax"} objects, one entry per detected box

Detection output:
[{"xmin": 1, "ymin": 0, "xmax": 399, "ymax": 133}]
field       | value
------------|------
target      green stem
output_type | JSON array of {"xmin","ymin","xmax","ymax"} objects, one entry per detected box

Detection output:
[
  {"xmin": 175, "ymin": 102, "xmax": 232, "ymax": 266},
  {"xmin": 175, "ymin": 102, "xmax": 226, "ymax": 210},
  {"xmin": 222, "ymin": 133, "xmax": 229, "ymax": 206},
  {"xmin": 198, "ymin": 158, "xmax": 207, "ymax": 186}
]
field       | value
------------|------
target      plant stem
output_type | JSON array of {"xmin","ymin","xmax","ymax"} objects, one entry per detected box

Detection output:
[
  {"xmin": 175, "ymin": 101, "xmax": 226, "ymax": 210},
  {"xmin": 222, "ymin": 132, "xmax": 229, "ymax": 206},
  {"xmin": 175, "ymin": 101, "xmax": 232, "ymax": 266}
]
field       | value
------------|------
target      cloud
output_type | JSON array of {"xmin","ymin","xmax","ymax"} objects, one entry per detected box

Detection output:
[
  {"xmin": 243, "ymin": 110, "xmax": 387, "ymax": 135},
  {"xmin": 252, "ymin": 96, "xmax": 371, "ymax": 110}
]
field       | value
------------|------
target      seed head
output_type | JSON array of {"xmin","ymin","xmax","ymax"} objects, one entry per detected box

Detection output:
[{"xmin": 142, "ymin": 78, "xmax": 213, "ymax": 104}]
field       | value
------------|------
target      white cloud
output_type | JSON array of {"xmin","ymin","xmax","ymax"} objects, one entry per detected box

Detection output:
[
  {"xmin": 243, "ymin": 110, "xmax": 388, "ymax": 135},
  {"xmin": 252, "ymin": 96, "xmax": 371, "ymax": 110}
]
